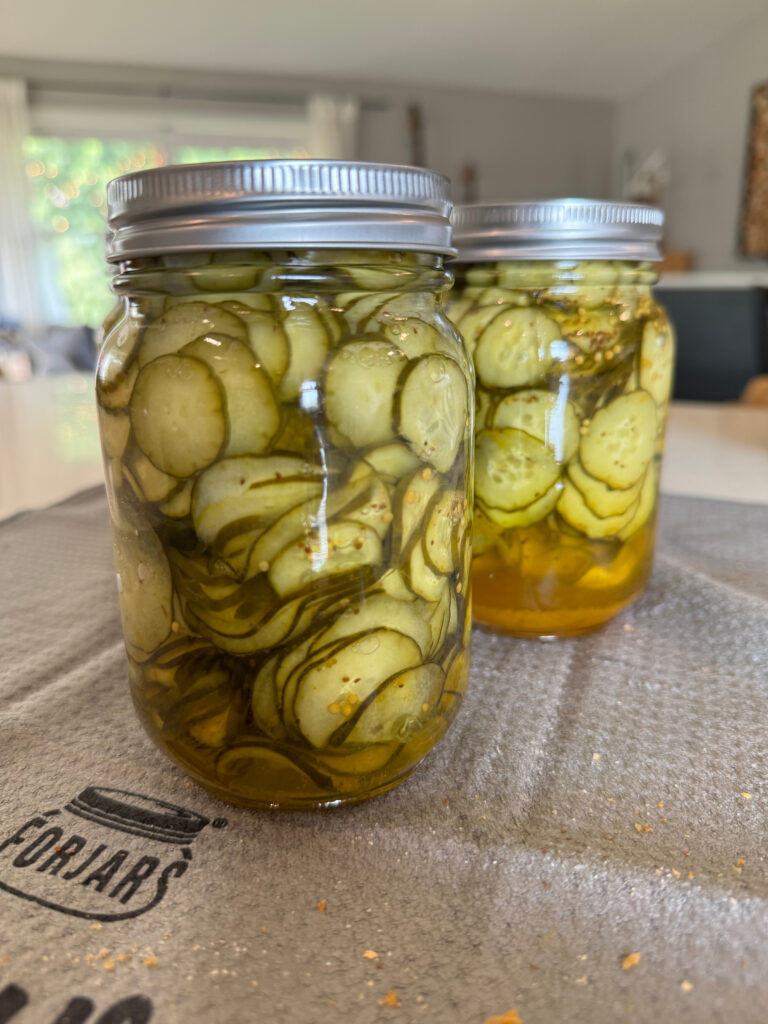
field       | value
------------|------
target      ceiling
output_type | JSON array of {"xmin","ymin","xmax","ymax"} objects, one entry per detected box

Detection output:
[{"xmin": 1, "ymin": 0, "xmax": 765, "ymax": 102}]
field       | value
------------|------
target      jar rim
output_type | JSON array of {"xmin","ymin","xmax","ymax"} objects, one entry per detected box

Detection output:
[
  {"xmin": 106, "ymin": 159, "xmax": 456, "ymax": 261},
  {"xmin": 451, "ymin": 199, "xmax": 664, "ymax": 262}
]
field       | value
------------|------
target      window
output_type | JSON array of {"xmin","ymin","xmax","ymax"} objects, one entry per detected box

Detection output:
[{"xmin": 24, "ymin": 93, "xmax": 308, "ymax": 328}]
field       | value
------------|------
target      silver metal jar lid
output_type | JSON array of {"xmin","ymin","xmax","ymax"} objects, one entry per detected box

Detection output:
[
  {"xmin": 451, "ymin": 199, "xmax": 664, "ymax": 262},
  {"xmin": 106, "ymin": 159, "xmax": 455, "ymax": 261}
]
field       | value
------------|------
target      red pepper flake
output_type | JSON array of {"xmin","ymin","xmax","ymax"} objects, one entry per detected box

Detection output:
[
  {"xmin": 317, "ymin": 900, "xmax": 326, "ymax": 912},
  {"xmin": 622, "ymin": 952, "xmax": 642, "ymax": 971},
  {"xmin": 380, "ymin": 991, "xmax": 400, "ymax": 1008}
]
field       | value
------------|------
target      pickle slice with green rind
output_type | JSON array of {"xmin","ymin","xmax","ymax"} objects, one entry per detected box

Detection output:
[
  {"xmin": 640, "ymin": 320, "xmax": 675, "ymax": 405},
  {"xmin": 475, "ymin": 428, "xmax": 560, "ymax": 512},
  {"xmin": 618, "ymin": 462, "xmax": 658, "ymax": 540},
  {"xmin": 396, "ymin": 355, "xmax": 468, "ymax": 473},
  {"xmin": 268, "ymin": 519, "xmax": 383, "ymax": 598},
  {"xmin": 192, "ymin": 455, "xmax": 326, "ymax": 547},
  {"xmin": 293, "ymin": 629, "xmax": 422, "ymax": 748},
  {"xmin": 492, "ymin": 388, "xmax": 580, "ymax": 463},
  {"xmin": 138, "ymin": 302, "xmax": 248, "ymax": 368},
  {"xmin": 125, "ymin": 449, "xmax": 180, "ymax": 503},
  {"xmin": 96, "ymin": 319, "xmax": 141, "ymax": 411},
  {"xmin": 423, "ymin": 490, "xmax": 466, "ymax": 575},
  {"xmin": 113, "ymin": 525, "xmax": 173, "ymax": 655},
  {"xmin": 216, "ymin": 742, "xmax": 330, "ymax": 797},
  {"xmin": 341, "ymin": 663, "xmax": 444, "ymax": 745},
  {"xmin": 557, "ymin": 477, "xmax": 639, "ymax": 539},
  {"xmin": 311, "ymin": 594, "xmax": 432, "ymax": 658},
  {"xmin": 278, "ymin": 306, "xmax": 329, "ymax": 401},
  {"xmin": 453, "ymin": 303, "xmax": 513, "ymax": 357},
  {"xmin": 243, "ymin": 462, "xmax": 377, "ymax": 577},
  {"xmin": 580, "ymin": 391, "xmax": 656, "ymax": 489},
  {"xmin": 392, "ymin": 469, "xmax": 442, "ymax": 556},
  {"xmin": 130, "ymin": 355, "xmax": 227, "ymax": 478},
  {"xmin": 98, "ymin": 407, "xmax": 131, "ymax": 459},
  {"xmin": 478, "ymin": 478, "xmax": 562, "ymax": 530},
  {"xmin": 159, "ymin": 480, "xmax": 194, "ymax": 519},
  {"xmin": 181, "ymin": 335, "xmax": 279, "ymax": 457},
  {"xmin": 220, "ymin": 302, "xmax": 289, "ymax": 387},
  {"xmin": 568, "ymin": 459, "xmax": 643, "ymax": 517},
  {"xmin": 363, "ymin": 442, "xmax": 422, "ymax": 481},
  {"xmin": 474, "ymin": 308, "xmax": 561, "ymax": 389},
  {"xmin": 325, "ymin": 340, "xmax": 407, "ymax": 447},
  {"xmin": 407, "ymin": 543, "xmax": 447, "ymax": 602}
]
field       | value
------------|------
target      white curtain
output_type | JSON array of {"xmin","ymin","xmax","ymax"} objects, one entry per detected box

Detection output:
[
  {"xmin": 306, "ymin": 94, "xmax": 360, "ymax": 161},
  {"xmin": 0, "ymin": 77, "xmax": 40, "ymax": 327}
]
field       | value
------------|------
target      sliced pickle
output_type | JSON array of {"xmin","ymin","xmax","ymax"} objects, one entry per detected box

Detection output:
[
  {"xmin": 126, "ymin": 449, "xmax": 180, "ymax": 503},
  {"xmin": 476, "ymin": 287, "xmax": 530, "ymax": 307},
  {"xmin": 192, "ymin": 264, "xmax": 260, "ymax": 292},
  {"xmin": 392, "ymin": 469, "xmax": 442, "ymax": 556},
  {"xmin": 160, "ymin": 480, "xmax": 194, "ymax": 519},
  {"xmin": 98, "ymin": 407, "xmax": 131, "ymax": 459},
  {"xmin": 244, "ymin": 462, "xmax": 376, "ymax": 576},
  {"xmin": 425, "ymin": 581, "xmax": 452, "ymax": 655},
  {"xmin": 315, "ymin": 742, "xmax": 402, "ymax": 780},
  {"xmin": 279, "ymin": 306, "xmax": 329, "ymax": 401},
  {"xmin": 181, "ymin": 335, "xmax": 279, "ymax": 457},
  {"xmin": 293, "ymin": 629, "xmax": 422, "ymax": 748},
  {"xmin": 557, "ymin": 477, "xmax": 639, "ymax": 539},
  {"xmin": 640, "ymin": 320, "xmax": 675, "ymax": 405},
  {"xmin": 475, "ymin": 428, "xmax": 560, "ymax": 511},
  {"xmin": 344, "ymin": 471, "xmax": 392, "ymax": 540},
  {"xmin": 192, "ymin": 455, "xmax": 326, "ymax": 547},
  {"xmin": 339, "ymin": 291, "xmax": 398, "ymax": 332},
  {"xmin": 580, "ymin": 391, "xmax": 656, "ymax": 489},
  {"xmin": 341, "ymin": 265, "xmax": 410, "ymax": 290},
  {"xmin": 130, "ymin": 355, "xmax": 227, "ymax": 477},
  {"xmin": 378, "ymin": 317, "xmax": 446, "ymax": 361},
  {"xmin": 557, "ymin": 307, "xmax": 623, "ymax": 352},
  {"xmin": 113, "ymin": 525, "xmax": 173, "ymax": 655},
  {"xmin": 473, "ymin": 309, "xmax": 561, "ymax": 388},
  {"xmin": 311, "ymin": 594, "xmax": 432, "ymax": 658},
  {"xmin": 220, "ymin": 302, "xmax": 290, "ymax": 387},
  {"xmin": 475, "ymin": 388, "xmax": 495, "ymax": 432},
  {"xmin": 478, "ymin": 478, "xmax": 562, "ymax": 530},
  {"xmin": 268, "ymin": 519, "xmax": 382, "ymax": 598},
  {"xmin": 363, "ymin": 442, "xmax": 422, "ymax": 481},
  {"xmin": 96, "ymin": 319, "xmax": 141, "ymax": 411},
  {"xmin": 423, "ymin": 490, "xmax": 466, "ymax": 575},
  {"xmin": 408, "ymin": 543, "xmax": 448, "ymax": 602},
  {"xmin": 343, "ymin": 663, "xmax": 444, "ymax": 745},
  {"xmin": 618, "ymin": 462, "xmax": 658, "ymax": 540},
  {"xmin": 138, "ymin": 303, "xmax": 248, "ymax": 368},
  {"xmin": 492, "ymin": 388, "xmax": 580, "ymax": 464},
  {"xmin": 453, "ymin": 303, "xmax": 514, "ymax": 357},
  {"xmin": 324, "ymin": 340, "xmax": 407, "ymax": 447},
  {"xmin": 251, "ymin": 654, "xmax": 287, "ymax": 740},
  {"xmin": 568, "ymin": 459, "xmax": 643, "ymax": 517},
  {"xmin": 396, "ymin": 355, "xmax": 468, "ymax": 473},
  {"xmin": 216, "ymin": 743, "xmax": 328, "ymax": 797}
]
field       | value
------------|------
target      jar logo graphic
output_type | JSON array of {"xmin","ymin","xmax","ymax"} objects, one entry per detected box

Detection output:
[{"xmin": 0, "ymin": 787, "xmax": 213, "ymax": 921}]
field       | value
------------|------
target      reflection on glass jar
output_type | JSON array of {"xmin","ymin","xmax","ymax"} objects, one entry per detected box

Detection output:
[
  {"xmin": 449, "ymin": 201, "xmax": 674, "ymax": 638},
  {"xmin": 97, "ymin": 161, "xmax": 472, "ymax": 809}
]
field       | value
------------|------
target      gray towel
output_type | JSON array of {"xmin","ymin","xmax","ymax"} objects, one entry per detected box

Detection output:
[{"xmin": 1, "ymin": 488, "xmax": 766, "ymax": 1024}]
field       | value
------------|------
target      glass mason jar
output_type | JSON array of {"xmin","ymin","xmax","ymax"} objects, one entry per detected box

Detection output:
[
  {"xmin": 449, "ymin": 200, "xmax": 674, "ymax": 638},
  {"xmin": 96, "ymin": 160, "xmax": 473, "ymax": 809}
]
